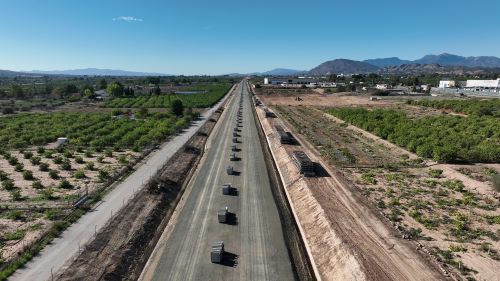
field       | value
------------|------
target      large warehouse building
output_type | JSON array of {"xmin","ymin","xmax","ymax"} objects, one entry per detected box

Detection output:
[{"xmin": 465, "ymin": 78, "xmax": 500, "ymax": 90}]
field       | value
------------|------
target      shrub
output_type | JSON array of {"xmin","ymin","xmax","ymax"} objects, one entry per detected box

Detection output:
[
  {"xmin": 442, "ymin": 179, "xmax": 465, "ymax": 192},
  {"xmin": 44, "ymin": 208, "xmax": 62, "ymax": 220},
  {"xmin": 37, "ymin": 147, "xmax": 45, "ymax": 154},
  {"xmin": 74, "ymin": 170, "xmax": 86, "ymax": 179},
  {"xmin": 428, "ymin": 169, "xmax": 443, "ymax": 178},
  {"xmin": 22, "ymin": 170, "xmax": 34, "ymax": 180},
  {"xmin": 8, "ymin": 157, "xmax": 19, "ymax": 166},
  {"xmin": 23, "ymin": 151, "xmax": 33, "ymax": 159},
  {"xmin": 0, "ymin": 170, "xmax": 9, "ymax": 181},
  {"xmin": 98, "ymin": 170, "xmax": 109, "ymax": 182},
  {"xmin": 32, "ymin": 181, "xmax": 44, "ymax": 189},
  {"xmin": 6, "ymin": 209, "xmax": 23, "ymax": 220},
  {"xmin": 361, "ymin": 172, "xmax": 377, "ymax": 185},
  {"xmin": 492, "ymin": 173, "xmax": 500, "ymax": 192},
  {"xmin": 53, "ymin": 156, "xmax": 63, "ymax": 164},
  {"xmin": 85, "ymin": 162, "xmax": 95, "ymax": 171},
  {"xmin": 30, "ymin": 156, "xmax": 41, "ymax": 165},
  {"xmin": 2, "ymin": 179, "xmax": 16, "ymax": 191},
  {"xmin": 2, "ymin": 150, "xmax": 11, "ymax": 158},
  {"xmin": 97, "ymin": 156, "xmax": 104, "ymax": 163},
  {"xmin": 11, "ymin": 189, "xmax": 23, "ymax": 201},
  {"xmin": 39, "ymin": 162, "xmax": 49, "ymax": 171},
  {"xmin": 40, "ymin": 188, "xmax": 56, "ymax": 200},
  {"xmin": 60, "ymin": 160, "xmax": 72, "ymax": 171},
  {"xmin": 14, "ymin": 163, "xmax": 24, "ymax": 172},
  {"xmin": 85, "ymin": 151, "xmax": 93, "ymax": 158},
  {"xmin": 4, "ymin": 229, "xmax": 25, "ymax": 241},
  {"xmin": 59, "ymin": 179, "xmax": 72, "ymax": 189},
  {"xmin": 449, "ymin": 244, "xmax": 467, "ymax": 252},
  {"xmin": 48, "ymin": 169, "xmax": 59, "ymax": 179},
  {"xmin": 75, "ymin": 156, "xmax": 84, "ymax": 164},
  {"xmin": 105, "ymin": 149, "xmax": 113, "ymax": 157},
  {"xmin": 63, "ymin": 151, "xmax": 73, "ymax": 158},
  {"xmin": 118, "ymin": 155, "xmax": 128, "ymax": 164}
]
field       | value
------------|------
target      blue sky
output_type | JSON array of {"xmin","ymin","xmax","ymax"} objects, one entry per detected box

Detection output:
[{"xmin": 1, "ymin": 0, "xmax": 499, "ymax": 75}]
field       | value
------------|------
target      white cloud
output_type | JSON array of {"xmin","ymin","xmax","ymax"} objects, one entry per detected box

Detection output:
[{"xmin": 112, "ymin": 16, "xmax": 143, "ymax": 22}]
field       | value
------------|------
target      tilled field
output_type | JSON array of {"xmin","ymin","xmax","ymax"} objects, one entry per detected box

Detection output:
[
  {"xmin": 256, "ymin": 106, "xmax": 445, "ymax": 280},
  {"xmin": 273, "ymin": 105, "xmax": 412, "ymax": 168},
  {"xmin": 270, "ymin": 103, "xmax": 500, "ymax": 280}
]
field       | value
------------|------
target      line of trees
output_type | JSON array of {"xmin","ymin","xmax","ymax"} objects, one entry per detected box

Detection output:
[
  {"xmin": 329, "ymin": 108, "xmax": 500, "ymax": 163},
  {"xmin": 407, "ymin": 99, "xmax": 500, "ymax": 117}
]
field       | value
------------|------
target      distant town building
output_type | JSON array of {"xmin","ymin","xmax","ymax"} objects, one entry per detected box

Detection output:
[
  {"xmin": 94, "ymin": 89, "xmax": 109, "ymax": 100},
  {"xmin": 465, "ymin": 78, "xmax": 500, "ymax": 90},
  {"xmin": 264, "ymin": 77, "xmax": 269, "ymax": 85},
  {"xmin": 376, "ymin": 84, "xmax": 389, "ymax": 90},
  {"xmin": 439, "ymin": 80, "xmax": 456, "ymax": 88},
  {"xmin": 318, "ymin": 82, "xmax": 337, "ymax": 88}
]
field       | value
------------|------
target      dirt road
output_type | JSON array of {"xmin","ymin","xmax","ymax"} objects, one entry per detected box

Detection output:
[{"xmin": 140, "ymin": 82, "xmax": 295, "ymax": 280}]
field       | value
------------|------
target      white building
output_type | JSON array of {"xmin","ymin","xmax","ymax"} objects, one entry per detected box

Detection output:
[
  {"xmin": 264, "ymin": 77, "xmax": 269, "ymax": 85},
  {"xmin": 318, "ymin": 82, "xmax": 337, "ymax": 88},
  {"xmin": 465, "ymin": 78, "xmax": 500, "ymax": 89},
  {"xmin": 439, "ymin": 80, "xmax": 455, "ymax": 88},
  {"xmin": 376, "ymin": 84, "xmax": 389, "ymax": 90}
]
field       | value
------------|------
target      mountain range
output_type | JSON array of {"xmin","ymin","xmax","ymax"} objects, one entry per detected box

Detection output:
[
  {"xmin": 25, "ymin": 68, "xmax": 168, "ymax": 76},
  {"xmin": 365, "ymin": 53, "xmax": 500, "ymax": 68},
  {"xmin": 1, "ymin": 54, "xmax": 499, "ymax": 77},
  {"xmin": 256, "ymin": 54, "xmax": 500, "ymax": 76},
  {"xmin": 309, "ymin": 59, "xmax": 379, "ymax": 75}
]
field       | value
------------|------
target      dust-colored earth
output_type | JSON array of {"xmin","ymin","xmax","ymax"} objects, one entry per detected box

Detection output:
[
  {"xmin": 258, "ymin": 89, "xmax": 500, "ymax": 281},
  {"xmin": 0, "ymin": 149, "xmax": 139, "ymax": 262},
  {"xmin": 256, "ymin": 106, "xmax": 446, "ymax": 281}
]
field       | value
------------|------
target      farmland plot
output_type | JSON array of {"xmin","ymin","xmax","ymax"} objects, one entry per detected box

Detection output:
[{"xmin": 0, "ymin": 110, "xmax": 194, "ymax": 266}]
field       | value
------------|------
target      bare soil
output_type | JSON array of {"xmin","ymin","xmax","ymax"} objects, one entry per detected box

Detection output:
[
  {"xmin": 255, "ymin": 88, "xmax": 399, "ymax": 108},
  {"xmin": 0, "ymin": 149, "xmax": 138, "ymax": 262},
  {"xmin": 256, "ymin": 106, "xmax": 446, "ymax": 281},
  {"xmin": 262, "ymin": 90, "xmax": 500, "ymax": 280}
]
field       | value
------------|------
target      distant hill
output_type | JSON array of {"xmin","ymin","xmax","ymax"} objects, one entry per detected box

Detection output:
[
  {"xmin": 258, "ymin": 68, "xmax": 306, "ymax": 76},
  {"xmin": 413, "ymin": 53, "xmax": 500, "ymax": 68},
  {"xmin": 363, "ymin": 53, "xmax": 500, "ymax": 68},
  {"xmin": 308, "ymin": 59, "xmax": 379, "ymax": 75},
  {"xmin": 0, "ymin": 70, "xmax": 39, "ymax": 77},
  {"xmin": 363, "ymin": 57, "xmax": 411, "ymax": 67},
  {"xmin": 27, "ymin": 68, "xmax": 169, "ymax": 76},
  {"xmin": 380, "ymin": 63, "xmax": 500, "ymax": 75}
]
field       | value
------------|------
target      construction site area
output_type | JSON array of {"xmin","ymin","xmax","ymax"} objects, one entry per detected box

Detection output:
[
  {"xmin": 254, "ymin": 85, "xmax": 500, "ymax": 281},
  {"xmin": 4, "ymin": 80, "xmax": 498, "ymax": 281}
]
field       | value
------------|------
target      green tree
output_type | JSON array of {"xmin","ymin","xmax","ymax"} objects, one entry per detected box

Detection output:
[
  {"xmin": 107, "ymin": 82, "xmax": 124, "ymax": 97},
  {"xmin": 99, "ymin": 78, "xmax": 107, "ymax": 90},
  {"xmin": 83, "ymin": 88, "xmax": 94, "ymax": 100},
  {"xmin": 136, "ymin": 107, "xmax": 148, "ymax": 119},
  {"xmin": 154, "ymin": 85, "xmax": 161, "ymax": 95},
  {"xmin": 171, "ymin": 99, "xmax": 184, "ymax": 116},
  {"xmin": 11, "ymin": 84, "xmax": 24, "ymax": 99}
]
